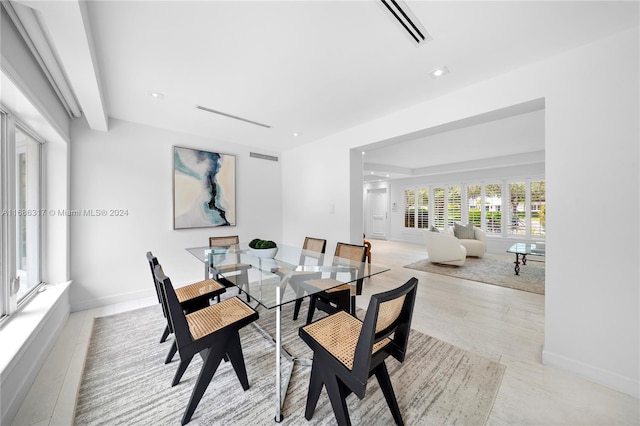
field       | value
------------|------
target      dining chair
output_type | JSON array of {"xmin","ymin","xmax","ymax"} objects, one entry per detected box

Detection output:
[
  {"xmin": 208, "ymin": 235, "xmax": 251, "ymax": 302},
  {"xmin": 299, "ymin": 277, "xmax": 419, "ymax": 426},
  {"xmin": 272, "ymin": 236, "xmax": 327, "ymax": 320},
  {"xmin": 304, "ymin": 242, "xmax": 368, "ymax": 324},
  {"xmin": 363, "ymin": 233, "xmax": 372, "ymax": 264},
  {"xmin": 155, "ymin": 265, "xmax": 259, "ymax": 425},
  {"xmin": 146, "ymin": 252, "xmax": 226, "ymax": 363}
]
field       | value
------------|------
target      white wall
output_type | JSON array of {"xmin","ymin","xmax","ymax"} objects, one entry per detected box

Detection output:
[
  {"xmin": 69, "ymin": 118, "xmax": 283, "ymax": 311},
  {"xmin": 282, "ymin": 27, "xmax": 639, "ymax": 396}
]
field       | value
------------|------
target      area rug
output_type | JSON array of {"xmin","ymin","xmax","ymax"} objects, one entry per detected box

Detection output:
[
  {"xmin": 74, "ymin": 303, "xmax": 505, "ymax": 425},
  {"xmin": 404, "ymin": 253, "xmax": 545, "ymax": 295}
]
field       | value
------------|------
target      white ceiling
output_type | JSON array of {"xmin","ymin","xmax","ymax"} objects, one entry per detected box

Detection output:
[{"xmin": 10, "ymin": 1, "xmax": 640, "ymax": 171}]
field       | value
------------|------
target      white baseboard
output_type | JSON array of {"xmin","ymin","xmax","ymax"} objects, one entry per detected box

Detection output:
[
  {"xmin": 542, "ymin": 349, "xmax": 640, "ymax": 398},
  {"xmin": 70, "ymin": 287, "xmax": 156, "ymax": 312}
]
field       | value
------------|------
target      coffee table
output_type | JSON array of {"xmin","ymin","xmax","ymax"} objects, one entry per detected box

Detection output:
[{"xmin": 507, "ymin": 243, "xmax": 545, "ymax": 275}]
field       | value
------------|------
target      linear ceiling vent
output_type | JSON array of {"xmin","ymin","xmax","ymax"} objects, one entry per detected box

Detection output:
[
  {"xmin": 380, "ymin": 0, "xmax": 432, "ymax": 46},
  {"xmin": 196, "ymin": 105, "xmax": 272, "ymax": 129},
  {"xmin": 250, "ymin": 152, "xmax": 278, "ymax": 162}
]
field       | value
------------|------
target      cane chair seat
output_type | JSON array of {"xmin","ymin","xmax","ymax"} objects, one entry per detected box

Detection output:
[
  {"xmin": 175, "ymin": 279, "xmax": 225, "ymax": 304},
  {"xmin": 186, "ymin": 296, "xmax": 258, "ymax": 340},
  {"xmin": 301, "ymin": 311, "xmax": 391, "ymax": 370},
  {"xmin": 305, "ymin": 280, "xmax": 355, "ymax": 296}
]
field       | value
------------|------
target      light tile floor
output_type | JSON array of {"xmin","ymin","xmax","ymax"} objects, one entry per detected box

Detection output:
[{"xmin": 11, "ymin": 240, "xmax": 640, "ymax": 425}]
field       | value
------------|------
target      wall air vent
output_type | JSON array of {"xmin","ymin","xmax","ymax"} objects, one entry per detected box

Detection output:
[
  {"xmin": 380, "ymin": 0, "xmax": 432, "ymax": 46},
  {"xmin": 250, "ymin": 152, "xmax": 278, "ymax": 162},
  {"xmin": 196, "ymin": 105, "xmax": 272, "ymax": 129}
]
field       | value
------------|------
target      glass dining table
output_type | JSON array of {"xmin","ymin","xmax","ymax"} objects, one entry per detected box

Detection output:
[{"xmin": 186, "ymin": 242, "xmax": 389, "ymax": 422}]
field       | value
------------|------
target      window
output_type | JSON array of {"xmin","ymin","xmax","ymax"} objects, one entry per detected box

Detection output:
[
  {"xmin": 508, "ymin": 182, "xmax": 526, "ymax": 236},
  {"xmin": 15, "ymin": 127, "xmax": 42, "ymax": 301},
  {"xmin": 404, "ymin": 189, "xmax": 415, "ymax": 228},
  {"xmin": 531, "ymin": 180, "xmax": 546, "ymax": 236},
  {"xmin": 484, "ymin": 184, "xmax": 502, "ymax": 234},
  {"xmin": 467, "ymin": 184, "xmax": 482, "ymax": 227},
  {"xmin": 417, "ymin": 189, "xmax": 428, "ymax": 228},
  {"xmin": 447, "ymin": 186, "xmax": 461, "ymax": 227},
  {"xmin": 401, "ymin": 180, "xmax": 544, "ymax": 238},
  {"xmin": 433, "ymin": 187, "xmax": 445, "ymax": 229},
  {"xmin": 0, "ymin": 111, "xmax": 44, "ymax": 321}
]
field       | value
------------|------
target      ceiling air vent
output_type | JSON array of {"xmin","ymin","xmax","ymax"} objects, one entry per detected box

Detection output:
[
  {"xmin": 250, "ymin": 152, "xmax": 278, "ymax": 162},
  {"xmin": 196, "ymin": 105, "xmax": 272, "ymax": 129},
  {"xmin": 380, "ymin": 0, "xmax": 432, "ymax": 46}
]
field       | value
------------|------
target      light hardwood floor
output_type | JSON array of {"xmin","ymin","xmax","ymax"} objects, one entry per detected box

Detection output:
[{"xmin": 11, "ymin": 240, "xmax": 639, "ymax": 425}]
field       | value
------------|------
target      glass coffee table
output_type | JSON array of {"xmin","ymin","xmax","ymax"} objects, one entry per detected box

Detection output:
[{"xmin": 507, "ymin": 243, "xmax": 545, "ymax": 275}]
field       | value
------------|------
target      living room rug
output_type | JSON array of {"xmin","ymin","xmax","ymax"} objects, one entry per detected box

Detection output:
[
  {"xmin": 74, "ymin": 302, "xmax": 505, "ymax": 425},
  {"xmin": 404, "ymin": 253, "xmax": 545, "ymax": 295}
]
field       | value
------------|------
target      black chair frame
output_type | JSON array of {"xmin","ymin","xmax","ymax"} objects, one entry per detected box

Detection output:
[
  {"xmin": 155, "ymin": 265, "xmax": 258, "ymax": 425},
  {"xmin": 299, "ymin": 277, "xmax": 419, "ymax": 426}
]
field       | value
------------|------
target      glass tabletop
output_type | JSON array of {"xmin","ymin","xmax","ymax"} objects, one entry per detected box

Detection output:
[
  {"xmin": 507, "ymin": 243, "xmax": 546, "ymax": 256},
  {"xmin": 186, "ymin": 243, "xmax": 390, "ymax": 309}
]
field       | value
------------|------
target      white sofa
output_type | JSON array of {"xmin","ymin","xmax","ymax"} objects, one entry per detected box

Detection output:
[
  {"xmin": 447, "ymin": 227, "xmax": 486, "ymax": 257},
  {"xmin": 424, "ymin": 230, "xmax": 467, "ymax": 266}
]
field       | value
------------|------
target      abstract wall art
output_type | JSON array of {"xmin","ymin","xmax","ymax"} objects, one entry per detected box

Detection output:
[{"xmin": 173, "ymin": 146, "xmax": 236, "ymax": 229}]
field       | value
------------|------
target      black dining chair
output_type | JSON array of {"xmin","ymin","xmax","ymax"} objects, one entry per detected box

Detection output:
[
  {"xmin": 303, "ymin": 242, "xmax": 368, "ymax": 324},
  {"xmin": 299, "ymin": 277, "xmax": 419, "ymax": 426},
  {"xmin": 155, "ymin": 265, "xmax": 259, "ymax": 425},
  {"xmin": 209, "ymin": 235, "xmax": 252, "ymax": 302},
  {"xmin": 146, "ymin": 252, "xmax": 226, "ymax": 363},
  {"xmin": 271, "ymin": 236, "xmax": 327, "ymax": 320}
]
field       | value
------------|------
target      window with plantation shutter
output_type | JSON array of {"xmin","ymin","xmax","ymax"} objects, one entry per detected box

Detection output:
[
  {"xmin": 508, "ymin": 182, "xmax": 526, "ymax": 235},
  {"xmin": 467, "ymin": 185, "xmax": 481, "ymax": 227},
  {"xmin": 417, "ymin": 189, "xmax": 428, "ymax": 228},
  {"xmin": 433, "ymin": 187, "xmax": 445, "ymax": 229},
  {"xmin": 530, "ymin": 181, "xmax": 546, "ymax": 236},
  {"xmin": 484, "ymin": 184, "xmax": 502, "ymax": 234},
  {"xmin": 404, "ymin": 189, "xmax": 415, "ymax": 228},
  {"xmin": 447, "ymin": 186, "xmax": 461, "ymax": 227}
]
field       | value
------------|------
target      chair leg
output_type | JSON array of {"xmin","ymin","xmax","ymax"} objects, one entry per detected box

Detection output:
[
  {"xmin": 172, "ymin": 353, "xmax": 195, "ymax": 386},
  {"xmin": 181, "ymin": 346, "xmax": 226, "ymax": 425},
  {"xmin": 225, "ymin": 332, "xmax": 250, "ymax": 390},
  {"xmin": 165, "ymin": 340, "xmax": 177, "ymax": 364},
  {"xmin": 374, "ymin": 362, "xmax": 403, "ymax": 426},
  {"xmin": 292, "ymin": 298, "xmax": 303, "ymax": 320},
  {"xmin": 160, "ymin": 325, "xmax": 171, "ymax": 343},
  {"xmin": 306, "ymin": 295, "xmax": 317, "ymax": 325},
  {"xmin": 304, "ymin": 361, "xmax": 324, "ymax": 420},
  {"xmin": 323, "ymin": 371, "xmax": 351, "ymax": 426}
]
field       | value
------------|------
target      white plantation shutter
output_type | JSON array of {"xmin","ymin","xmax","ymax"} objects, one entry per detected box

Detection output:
[
  {"xmin": 447, "ymin": 186, "xmax": 461, "ymax": 227},
  {"xmin": 404, "ymin": 189, "xmax": 415, "ymax": 228},
  {"xmin": 417, "ymin": 189, "xmax": 428, "ymax": 228},
  {"xmin": 530, "ymin": 181, "xmax": 546, "ymax": 236},
  {"xmin": 467, "ymin": 184, "xmax": 481, "ymax": 226}
]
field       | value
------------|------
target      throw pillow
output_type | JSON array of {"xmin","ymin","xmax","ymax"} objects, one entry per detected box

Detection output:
[
  {"xmin": 429, "ymin": 225, "xmax": 439, "ymax": 233},
  {"xmin": 454, "ymin": 223, "xmax": 475, "ymax": 239}
]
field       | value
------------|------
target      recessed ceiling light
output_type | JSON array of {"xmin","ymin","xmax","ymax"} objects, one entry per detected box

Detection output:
[
  {"xmin": 370, "ymin": 171, "xmax": 374, "ymax": 175},
  {"xmin": 148, "ymin": 91, "xmax": 164, "ymax": 100},
  {"xmin": 293, "ymin": 132, "xmax": 299, "ymax": 137},
  {"xmin": 429, "ymin": 66, "xmax": 450, "ymax": 79},
  {"xmin": 386, "ymin": 174, "xmax": 390, "ymax": 178}
]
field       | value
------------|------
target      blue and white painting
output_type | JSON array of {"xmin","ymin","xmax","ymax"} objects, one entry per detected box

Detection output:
[{"xmin": 174, "ymin": 146, "xmax": 236, "ymax": 229}]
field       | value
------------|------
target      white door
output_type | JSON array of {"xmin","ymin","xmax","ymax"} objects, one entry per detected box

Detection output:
[{"xmin": 367, "ymin": 188, "xmax": 387, "ymax": 239}]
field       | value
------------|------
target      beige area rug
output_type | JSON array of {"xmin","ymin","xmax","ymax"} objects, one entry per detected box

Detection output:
[
  {"xmin": 404, "ymin": 253, "xmax": 545, "ymax": 295},
  {"xmin": 75, "ymin": 301, "xmax": 505, "ymax": 425}
]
